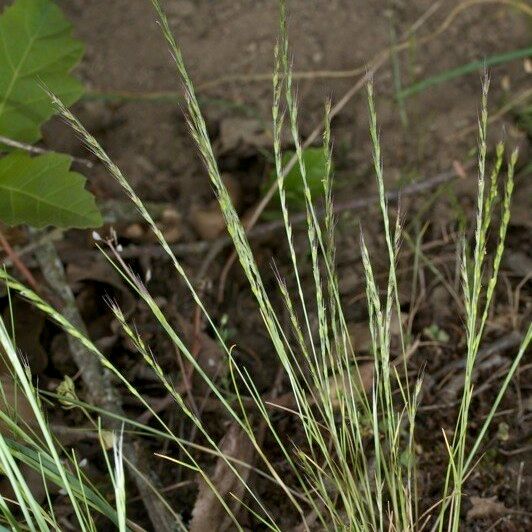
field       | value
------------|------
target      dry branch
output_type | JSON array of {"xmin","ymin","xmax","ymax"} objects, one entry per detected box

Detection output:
[{"xmin": 34, "ymin": 239, "xmax": 176, "ymax": 532}]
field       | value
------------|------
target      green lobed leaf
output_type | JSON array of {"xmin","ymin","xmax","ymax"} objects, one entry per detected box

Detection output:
[
  {"xmin": 0, "ymin": 0, "xmax": 85, "ymax": 144},
  {"xmin": 0, "ymin": 151, "xmax": 102, "ymax": 228}
]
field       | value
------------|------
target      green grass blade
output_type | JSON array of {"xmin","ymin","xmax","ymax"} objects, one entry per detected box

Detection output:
[{"xmin": 399, "ymin": 47, "xmax": 532, "ymax": 99}]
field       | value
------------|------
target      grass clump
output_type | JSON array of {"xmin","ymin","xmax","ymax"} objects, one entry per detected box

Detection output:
[{"xmin": 0, "ymin": 1, "xmax": 530, "ymax": 530}]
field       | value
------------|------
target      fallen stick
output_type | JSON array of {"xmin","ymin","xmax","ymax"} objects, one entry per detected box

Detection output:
[
  {"xmin": 34, "ymin": 240, "xmax": 176, "ymax": 532},
  {"xmin": 0, "ymin": 228, "xmax": 39, "ymax": 291},
  {"xmin": 3, "ymin": 163, "xmax": 465, "ymax": 275},
  {"xmin": 253, "ymin": 164, "xmax": 466, "ymax": 238},
  {"xmin": 0, "ymin": 135, "xmax": 93, "ymax": 168},
  {"xmin": 126, "ymin": 163, "xmax": 465, "ymax": 263}
]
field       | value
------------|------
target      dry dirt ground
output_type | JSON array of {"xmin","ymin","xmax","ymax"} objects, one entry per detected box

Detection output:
[
  {"xmin": 54, "ymin": 0, "xmax": 530, "ymax": 198},
  {"xmin": 1, "ymin": 0, "xmax": 531, "ymax": 530}
]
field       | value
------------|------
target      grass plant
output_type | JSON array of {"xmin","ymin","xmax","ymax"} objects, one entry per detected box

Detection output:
[{"xmin": 0, "ymin": 1, "xmax": 529, "ymax": 530}]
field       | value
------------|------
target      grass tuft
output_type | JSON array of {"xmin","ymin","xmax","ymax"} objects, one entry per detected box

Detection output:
[{"xmin": 0, "ymin": 1, "xmax": 529, "ymax": 530}]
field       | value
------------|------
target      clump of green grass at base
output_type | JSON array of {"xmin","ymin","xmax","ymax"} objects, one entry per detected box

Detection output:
[
  {"xmin": 1, "ymin": 0, "xmax": 530, "ymax": 530},
  {"xmin": 0, "ymin": 316, "xmax": 127, "ymax": 531}
]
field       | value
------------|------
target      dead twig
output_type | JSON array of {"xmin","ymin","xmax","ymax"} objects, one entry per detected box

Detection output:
[
  {"xmin": 0, "ymin": 228, "xmax": 39, "ymax": 291},
  {"xmin": 208, "ymin": 163, "xmax": 464, "ymax": 293},
  {"xmin": 420, "ymin": 331, "xmax": 524, "ymax": 412},
  {"xmin": 34, "ymin": 239, "xmax": 177, "ymax": 532},
  {"xmin": 257, "ymin": 164, "xmax": 467, "ymax": 237},
  {"xmin": 71, "ymin": 164, "xmax": 464, "ymax": 270},
  {"xmin": 0, "ymin": 135, "xmax": 94, "ymax": 168},
  {"xmin": 447, "ymin": 87, "xmax": 532, "ymax": 141},
  {"xmin": 432, "ymin": 330, "xmax": 523, "ymax": 382},
  {"xmin": 3, "ymin": 163, "xmax": 461, "ymax": 275}
]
